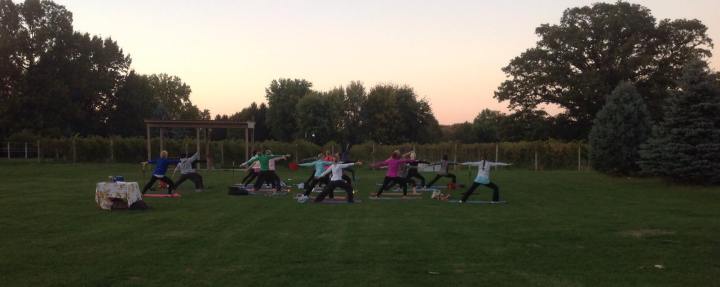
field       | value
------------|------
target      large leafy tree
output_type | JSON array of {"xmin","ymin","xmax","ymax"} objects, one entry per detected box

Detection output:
[
  {"xmin": 226, "ymin": 102, "xmax": 270, "ymax": 141},
  {"xmin": 340, "ymin": 81, "xmax": 367, "ymax": 144},
  {"xmin": 147, "ymin": 73, "xmax": 194, "ymax": 120},
  {"xmin": 500, "ymin": 109, "xmax": 551, "ymax": 142},
  {"xmin": 361, "ymin": 84, "xmax": 440, "ymax": 144},
  {"xmin": 295, "ymin": 89, "xmax": 343, "ymax": 145},
  {"xmin": 265, "ymin": 78, "xmax": 312, "ymax": 141},
  {"xmin": 640, "ymin": 60, "xmax": 720, "ymax": 184},
  {"xmin": 589, "ymin": 82, "xmax": 651, "ymax": 175},
  {"xmin": 495, "ymin": 2, "xmax": 713, "ymax": 138},
  {"xmin": 0, "ymin": 0, "xmax": 208, "ymax": 137},
  {"xmin": 107, "ymin": 72, "xmax": 155, "ymax": 136},
  {"xmin": 471, "ymin": 109, "xmax": 503, "ymax": 143}
]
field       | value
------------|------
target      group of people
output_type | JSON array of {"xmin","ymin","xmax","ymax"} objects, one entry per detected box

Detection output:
[
  {"xmin": 295, "ymin": 149, "xmax": 360, "ymax": 203},
  {"xmin": 140, "ymin": 151, "xmax": 205, "ymax": 195},
  {"xmin": 238, "ymin": 150, "xmax": 291, "ymax": 193},
  {"xmin": 372, "ymin": 150, "xmax": 510, "ymax": 203},
  {"xmin": 139, "ymin": 148, "xmax": 509, "ymax": 204}
]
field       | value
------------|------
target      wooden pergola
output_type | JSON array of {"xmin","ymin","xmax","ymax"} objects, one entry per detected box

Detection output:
[{"xmin": 144, "ymin": 120, "xmax": 255, "ymax": 163}]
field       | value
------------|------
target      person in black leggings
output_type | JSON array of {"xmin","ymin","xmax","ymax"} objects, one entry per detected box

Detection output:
[
  {"xmin": 404, "ymin": 151, "xmax": 429, "ymax": 188},
  {"xmin": 426, "ymin": 154, "xmax": 456, "ymax": 188},
  {"xmin": 459, "ymin": 160, "xmax": 511, "ymax": 202}
]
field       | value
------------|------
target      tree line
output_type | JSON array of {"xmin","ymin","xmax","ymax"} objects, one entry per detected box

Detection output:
[
  {"xmin": 2, "ymin": 0, "xmax": 718, "ymax": 178},
  {"xmin": 213, "ymin": 80, "xmax": 441, "ymax": 145},
  {"xmin": 0, "ymin": 0, "xmax": 209, "ymax": 138}
]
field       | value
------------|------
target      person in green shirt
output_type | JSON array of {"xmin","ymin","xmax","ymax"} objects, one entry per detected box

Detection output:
[{"xmin": 240, "ymin": 149, "xmax": 290, "ymax": 192}]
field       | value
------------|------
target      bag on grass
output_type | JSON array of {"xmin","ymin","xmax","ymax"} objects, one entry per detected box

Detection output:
[
  {"xmin": 129, "ymin": 200, "xmax": 149, "ymax": 210},
  {"xmin": 228, "ymin": 186, "xmax": 249, "ymax": 196},
  {"xmin": 110, "ymin": 198, "xmax": 128, "ymax": 210}
]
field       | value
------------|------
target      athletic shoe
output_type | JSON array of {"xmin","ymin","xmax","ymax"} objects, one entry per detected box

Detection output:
[{"xmin": 297, "ymin": 195, "xmax": 309, "ymax": 203}]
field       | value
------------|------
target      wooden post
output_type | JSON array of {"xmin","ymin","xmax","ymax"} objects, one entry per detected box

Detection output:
[
  {"xmin": 37, "ymin": 140, "xmax": 41, "ymax": 162},
  {"xmin": 453, "ymin": 143, "xmax": 458, "ymax": 171},
  {"xmin": 24, "ymin": 142, "xmax": 28, "ymax": 159},
  {"xmin": 534, "ymin": 150, "xmax": 538, "ymax": 171},
  {"xmin": 196, "ymin": 128, "xmax": 201, "ymax": 155},
  {"xmin": 146, "ymin": 125, "xmax": 151, "ymax": 161},
  {"xmin": 371, "ymin": 142, "xmax": 375, "ymax": 166},
  {"xmin": 245, "ymin": 127, "xmax": 249, "ymax": 162},
  {"xmin": 72, "ymin": 137, "xmax": 77, "ymax": 163},
  {"xmin": 220, "ymin": 141, "xmax": 224, "ymax": 166},
  {"xmin": 109, "ymin": 138, "xmax": 114, "ymax": 162},
  {"xmin": 578, "ymin": 145, "xmax": 581, "ymax": 171},
  {"xmin": 494, "ymin": 143, "xmax": 499, "ymax": 169},
  {"xmin": 205, "ymin": 129, "xmax": 211, "ymax": 170}
]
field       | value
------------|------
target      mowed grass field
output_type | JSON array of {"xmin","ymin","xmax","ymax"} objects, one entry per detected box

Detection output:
[{"xmin": 1, "ymin": 161, "xmax": 719, "ymax": 287}]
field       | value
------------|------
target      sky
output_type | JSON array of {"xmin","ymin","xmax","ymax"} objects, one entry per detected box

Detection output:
[{"xmin": 52, "ymin": 0, "xmax": 720, "ymax": 124}]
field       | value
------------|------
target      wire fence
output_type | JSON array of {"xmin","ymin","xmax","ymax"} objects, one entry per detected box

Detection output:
[{"xmin": 0, "ymin": 137, "xmax": 590, "ymax": 171}]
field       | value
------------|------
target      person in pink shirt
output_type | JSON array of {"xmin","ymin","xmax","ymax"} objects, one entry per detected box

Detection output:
[{"xmin": 373, "ymin": 151, "xmax": 413, "ymax": 197}]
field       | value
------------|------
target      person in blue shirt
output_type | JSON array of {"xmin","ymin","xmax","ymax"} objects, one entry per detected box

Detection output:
[
  {"xmin": 141, "ymin": 150, "xmax": 180, "ymax": 194},
  {"xmin": 298, "ymin": 153, "xmax": 333, "ymax": 197}
]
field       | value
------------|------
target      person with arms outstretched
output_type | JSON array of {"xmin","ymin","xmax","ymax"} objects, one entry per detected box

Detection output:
[
  {"xmin": 239, "ymin": 149, "xmax": 290, "ymax": 192},
  {"xmin": 314, "ymin": 158, "xmax": 362, "ymax": 203},
  {"xmin": 141, "ymin": 150, "xmax": 179, "ymax": 194},
  {"xmin": 173, "ymin": 152, "xmax": 205, "ymax": 192},
  {"xmin": 426, "ymin": 154, "xmax": 457, "ymax": 188},
  {"xmin": 460, "ymin": 160, "xmax": 511, "ymax": 203}
]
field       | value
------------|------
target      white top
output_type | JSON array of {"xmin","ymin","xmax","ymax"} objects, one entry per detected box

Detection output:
[
  {"xmin": 319, "ymin": 163, "xmax": 356, "ymax": 181},
  {"xmin": 461, "ymin": 161, "xmax": 510, "ymax": 183},
  {"xmin": 174, "ymin": 152, "xmax": 200, "ymax": 174}
]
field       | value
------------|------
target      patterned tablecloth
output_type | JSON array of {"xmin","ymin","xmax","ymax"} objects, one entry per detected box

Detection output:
[{"xmin": 95, "ymin": 182, "xmax": 142, "ymax": 210}]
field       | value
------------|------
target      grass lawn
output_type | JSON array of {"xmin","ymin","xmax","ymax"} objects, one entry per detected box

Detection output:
[{"xmin": 1, "ymin": 161, "xmax": 719, "ymax": 287}]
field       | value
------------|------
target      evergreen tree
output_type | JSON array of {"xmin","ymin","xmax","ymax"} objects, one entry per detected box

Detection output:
[
  {"xmin": 589, "ymin": 82, "xmax": 651, "ymax": 174},
  {"xmin": 640, "ymin": 60, "xmax": 720, "ymax": 184}
]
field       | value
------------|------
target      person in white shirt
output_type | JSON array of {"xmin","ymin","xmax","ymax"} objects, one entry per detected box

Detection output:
[
  {"xmin": 426, "ymin": 154, "xmax": 457, "ymax": 188},
  {"xmin": 311, "ymin": 156, "xmax": 362, "ymax": 203},
  {"xmin": 173, "ymin": 152, "xmax": 205, "ymax": 192},
  {"xmin": 459, "ymin": 160, "xmax": 511, "ymax": 202}
]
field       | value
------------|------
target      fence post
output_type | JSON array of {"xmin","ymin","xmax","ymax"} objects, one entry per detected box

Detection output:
[
  {"xmin": 37, "ymin": 140, "xmax": 41, "ymax": 162},
  {"xmin": 494, "ymin": 143, "xmax": 499, "ymax": 169},
  {"xmin": 24, "ymin": 142, "xmax": 28, "ymax": 159},
  {"xmin": 453, "ymin": 143, "xmax": 458, "ymax": 171},
  {"xmin": 220, "ymin": 141, "xmax": 224, "ymax": 166},
  {"xmin": 578, "ymin": 145, "xmax": 581, "ymax": 171},
  {"xmin": 534, "ymin": 150, "xmax": 538, "ymax": 171},
  {"xmin": 72, "ymin": 137, "xmax": 77, "ymax": 163}
]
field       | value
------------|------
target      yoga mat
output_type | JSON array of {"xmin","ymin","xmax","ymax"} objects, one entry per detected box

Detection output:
[
  {"xmin": 447, "ymin": 200, "xmax": 507, "ymax": 204},
  {"xmin": 144, "ymin": 193, "xmax": 182, "ymax": 198},
  {"xmin": 369, "ymin": 196, "xmax": 422, "ymax": 200}
]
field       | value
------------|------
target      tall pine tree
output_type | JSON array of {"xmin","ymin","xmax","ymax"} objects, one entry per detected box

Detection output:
[
  {"xmin": 639, "ymin": 60, "xmax": 720, "ymax": 184},
  {"xmin": 589, "ymin": 82, "xmax": 651, "ymax": 174}
]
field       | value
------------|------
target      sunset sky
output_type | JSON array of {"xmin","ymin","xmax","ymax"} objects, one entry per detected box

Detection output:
[{"xmin": 54, "ymin": 0, "xmax": 720, "ymax": 124}]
